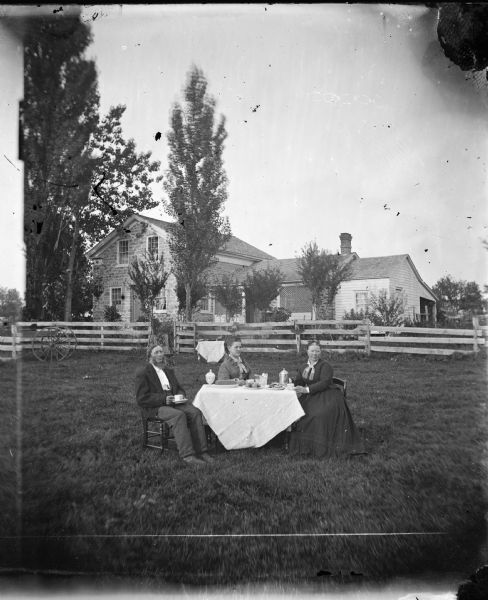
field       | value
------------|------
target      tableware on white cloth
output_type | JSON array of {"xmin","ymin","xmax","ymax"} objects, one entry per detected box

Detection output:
[
  {"xmin": 205, "ymin": 369, "xmax": 216, "ymax": 384},
  {"xmin": 215, "ymin": 381, "xmax": 239, "ymax": 387}
]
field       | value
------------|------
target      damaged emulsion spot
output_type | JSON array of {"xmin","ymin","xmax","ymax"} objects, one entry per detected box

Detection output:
[{"xmin": 93, "ymin": 172, "xmax": 118, "ymax": 217}]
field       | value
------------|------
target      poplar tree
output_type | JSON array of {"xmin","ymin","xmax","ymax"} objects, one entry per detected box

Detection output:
[
  {"xmin": 163, "ymin": 66, "xmax": 231, "ymax": 321},
  {"xmin": 23, "ymin": 14, "xmax": 99, "ymax": 320}
]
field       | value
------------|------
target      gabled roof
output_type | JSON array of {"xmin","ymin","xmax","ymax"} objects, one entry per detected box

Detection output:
[
  {"xmin": 241, "ymin": 255, "xmax": 357, "ymax": 284},
  {"xmin": 204, "ymin": 261, "xmax": 248, "ymax": 285},
  {"xmin": 209, "ymin": 253, "xmax": 436, "ymax": 301},
  {"xmin": 349, "ymin": 254, "xmax": 436, "ymax": 300},
  {"xmin": 220, "ymin": 237, "xmax": 274, "ymax": 261},
  {"xmin": 86, "ymin": 213, "xmax": 275, "ymax": 261},
  {"xmin": 349, "ymin": 255, "xmax": 409, "ymax": 279}
]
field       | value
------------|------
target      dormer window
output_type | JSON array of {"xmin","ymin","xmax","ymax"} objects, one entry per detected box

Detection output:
[
  {"xmin": 147, "ymin": 236, "xmax": 159, "ymax": 259},
  {"xmin": 118, "ymin": 240, "xmax": 129, "ymax": 265}
]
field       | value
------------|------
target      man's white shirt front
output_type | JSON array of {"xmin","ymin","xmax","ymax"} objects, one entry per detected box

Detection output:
[{"xmin": 152, "ymin": 364, "xmax": 171, "ymax": 391}]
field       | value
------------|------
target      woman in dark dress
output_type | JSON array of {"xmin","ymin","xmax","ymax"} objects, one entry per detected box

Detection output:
[
  {"xmin": 289, "ymin": 340, "xmax": 365, "ymax": 459},
  {"xmin": 217, "ymin": 337, "xmax": 252, "ymax": 381}
]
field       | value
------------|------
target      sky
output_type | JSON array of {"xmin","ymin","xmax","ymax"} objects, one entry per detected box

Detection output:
[{"xmin": 1, "ymin": 3, "xmax": 487, "ymax": 296}]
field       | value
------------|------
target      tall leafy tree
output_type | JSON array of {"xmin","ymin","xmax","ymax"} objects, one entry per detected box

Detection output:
[
  {"xmin": 243, "ymin": 267, "xmax": 283, "ymax": 322},
  {"xmin": 432, "ymin": 275, "xmax": 485, "ymax": 319},
  {"xmin": 432, "ymin": 275, "xmax": 463, "ymax": 316},
  {"xmin": 296, "ymin": 241, "xmax": 352, "ymax": 319},
  {"xmin": 0, "ymin": 288, "xmax": 23, "ymax": 322},
  {"xmin": 459, "ymin": 281, "xmax": 484, "ymax": 313},
  {"xmin": 23, "ymin": 14, "xmax": 99, "ymax": 320},
  {"xmin": 128, "ymin": 251, "xmax": 169, "ymax": 344},
  {"xmin": 63, "ymin": 105, "xmax": 161, "ymax": 320},
  {"xmin": 163, "ymin": 66, "xmax": 231, "ymax": 321},
  {"xmin": 175, "ymin": 278, "xmax": 208, "ymax": 319},
  {"xmin": 23, "ymin": 15, "xmax": 161, "ymax": 321},
  {"xmin": 214, "ymin": 274, "xmax": 243, "ymax": 321}
]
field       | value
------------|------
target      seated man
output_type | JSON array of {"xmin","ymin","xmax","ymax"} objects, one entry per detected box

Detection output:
[{"xmin": 136, "ymin": 344, "xmax": 214, "ymax": 466}]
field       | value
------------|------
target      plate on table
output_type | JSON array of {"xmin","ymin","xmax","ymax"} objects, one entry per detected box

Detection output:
[{"xmin": 214, "ymin": 380, "xmax": 239, "ymax": 387}]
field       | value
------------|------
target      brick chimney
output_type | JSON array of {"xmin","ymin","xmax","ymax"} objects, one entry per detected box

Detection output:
[{"xmin": 340, "ymin": 233, "xmax": 352, "ymax": 255}]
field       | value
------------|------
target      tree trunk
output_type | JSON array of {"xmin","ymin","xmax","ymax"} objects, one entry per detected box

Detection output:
[
  {"xmin": 148, "ymin": 305, "xmax": 155, "ymax": 348},
  {"xmin": 64, "ymin": 217, "xmax": 80, "ymax": 322},
  {"xmin": 185, "ymin": 282, "xmax": 192, "ymax": 322}
]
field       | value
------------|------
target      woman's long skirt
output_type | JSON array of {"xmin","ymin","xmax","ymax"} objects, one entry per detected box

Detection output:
[{"xmin": 289, "ymin": 387, "xmax": 365, "ymax": 458}]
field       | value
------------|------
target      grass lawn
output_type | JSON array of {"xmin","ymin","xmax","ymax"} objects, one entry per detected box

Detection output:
[{"xmin": 1, "ymin": 349, "xmax": 487, "ymax": 589}]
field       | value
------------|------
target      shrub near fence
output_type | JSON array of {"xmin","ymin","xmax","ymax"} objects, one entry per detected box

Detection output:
[
  {"xmin": 0, "ymin": 322, "xmax": 151, "ymax": 357},
  {"xmin": 175, "ymin": 319, "xmax": 486, "ymax": 357}
]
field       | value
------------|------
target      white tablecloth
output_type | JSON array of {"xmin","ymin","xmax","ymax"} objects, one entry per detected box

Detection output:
[
  {"xmin": 193, "ymin": 385, "xmax": 305, "ymax": 450},
  {"xmin": 196, "ymin": 340, "xmax": 226, "ymax": 363}
]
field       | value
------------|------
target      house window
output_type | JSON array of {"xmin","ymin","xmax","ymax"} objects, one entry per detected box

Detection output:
[
  {"xmin": 355, "ymin": 291, "xmax": 369, "ymax": 312},
  {"xmin": 154, "ymin": 288, "xmax": 167, "ymax": 312},
  {"xmin": 147, "ymin": 236, "xmax": 159, "ymax": 259},
  {"xmin": 111, "ymin": 287, "xmax": 122, "ymax": 306},
  {"xmin": 199, "ymin": 294, "xmax": 214, "ymax": 313},
  {"xmin": 118, "ymin": 240, "xmax": 129, "ymax": 265}
]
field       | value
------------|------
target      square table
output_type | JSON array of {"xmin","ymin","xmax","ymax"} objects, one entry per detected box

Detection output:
[
  {"xmin": 195, "ymin": 340, "xmax": 226, "ymax": 363},
  {"xmin": 193, "ymin": 384, "xmax": 305, "ymax": 450}
]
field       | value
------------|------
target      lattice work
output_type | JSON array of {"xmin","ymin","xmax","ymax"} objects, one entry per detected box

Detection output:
[{"xmin": 280, "ymin": 286, "xmax": 312, "ymax": 312}]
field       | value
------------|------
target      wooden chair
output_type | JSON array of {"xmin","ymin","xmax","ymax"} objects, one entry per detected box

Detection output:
[
  {"xmin": 332, "ymin": 377, "xmax": 347, "ymax": 399},
  {"xmin": 142, "ymin": 416, "xmax": 173, "ymax": 451},
  {"xmin": 142, "ymin": 414, "xmax": 217, "ymax": 453}
]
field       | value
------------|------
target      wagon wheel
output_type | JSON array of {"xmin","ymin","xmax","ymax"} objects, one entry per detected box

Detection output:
[{"xmin": 31, "ymin": 327, "xmax": 77, "ymax": 361}]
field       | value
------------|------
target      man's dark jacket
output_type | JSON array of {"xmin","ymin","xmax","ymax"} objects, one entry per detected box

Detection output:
[{"xmin": 135, "ymin": 363, "xmax": 186, "ymax": 419}]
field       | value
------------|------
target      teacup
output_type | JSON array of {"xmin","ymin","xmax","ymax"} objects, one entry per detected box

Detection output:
[{"xmin": 174, "ymin": 394, "xmax": 184, "ymax": 402}]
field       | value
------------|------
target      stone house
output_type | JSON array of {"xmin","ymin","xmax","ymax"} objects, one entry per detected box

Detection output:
[
  {"xmin": 86, "ymin": 213, "xmax": 274, "ymax": 322},
  {"xmin": 87, "ymin": 216, "xmax": 436, "ymax": 323}
]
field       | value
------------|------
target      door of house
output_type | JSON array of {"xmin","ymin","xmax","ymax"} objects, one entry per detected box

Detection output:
[{"xmin": 130, "ymin": 291, "xmax": 142, "ymax": 322}]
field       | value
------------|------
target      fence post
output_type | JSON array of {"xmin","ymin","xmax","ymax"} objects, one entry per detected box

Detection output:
[
  {"xmin": 175, "ymin": 322, "xmax": 179, "ymax": 354},
  {"xmin": 472, "ymin": 315, "xmax": 479, "ymax": 354},
  {"xmin": 294, "ymin": 320, "xmax": 301, "ymax": 355},
  {"xmin": 11, "ymin": 323, "xmax": 17, "ymax": 359},
  {"xmin": 364, "ymin": 319, "xmax": 371, "ymax": 356},
  {"xmin": 100, "ymin": 325, "xmax": 104, "ymax": 348}
]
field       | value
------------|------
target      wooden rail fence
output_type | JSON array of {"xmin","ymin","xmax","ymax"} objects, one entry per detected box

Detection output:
[
  {"xmin": 1, "ymin": 319, "xmax": 485, "ymax": 360},
  {"xmin": 175, "ymin": 318, "xmax": 486, "ymax": 357},
  {"xmin": 0, "ymin": 321, "xmax": 150, "ymax": 359}
]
